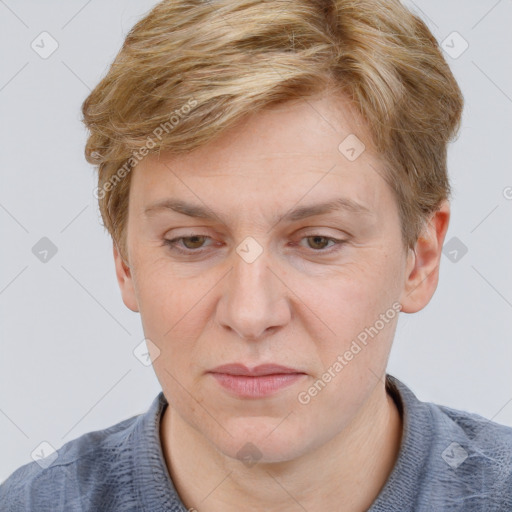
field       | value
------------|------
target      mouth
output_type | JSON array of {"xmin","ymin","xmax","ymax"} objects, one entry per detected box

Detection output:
[{"xmin": 208, "ymin": 363, "xmax": 307, "ymax": 399}]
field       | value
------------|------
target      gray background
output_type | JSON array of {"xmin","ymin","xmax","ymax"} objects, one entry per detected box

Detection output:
[{"xmin": 1, "ymin": 0, "xmax": 511, "ymax": 483}]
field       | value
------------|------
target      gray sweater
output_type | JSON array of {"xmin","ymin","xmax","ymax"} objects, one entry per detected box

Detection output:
[{"xmin": 1, "ymin": 374, "xmax": 511, "ymax": 511}]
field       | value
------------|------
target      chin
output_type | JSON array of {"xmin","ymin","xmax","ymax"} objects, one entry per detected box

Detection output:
[{"xmin": 211, "ymin": 417, "xmax": 317, "ymax": 466}]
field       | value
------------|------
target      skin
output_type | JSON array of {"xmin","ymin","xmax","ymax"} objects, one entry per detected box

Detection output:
[{"xmin": 113, "ymin": 93, "xmax": 450, "ymax": 511}]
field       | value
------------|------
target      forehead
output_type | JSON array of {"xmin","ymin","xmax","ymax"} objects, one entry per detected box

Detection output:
[{"xmin": 130, "ymin": 93, "xmax": 389, "ymax": 214}]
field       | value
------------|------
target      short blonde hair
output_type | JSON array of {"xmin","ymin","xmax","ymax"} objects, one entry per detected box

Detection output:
[{"xmin": 82, "ymin": 0, "xmax": 463, "ymax": 260}]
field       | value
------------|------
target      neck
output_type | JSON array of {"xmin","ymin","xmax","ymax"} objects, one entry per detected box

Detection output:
[{"xmin": 160, "ymin": 380, "xmax": 403, "ymax": 512}]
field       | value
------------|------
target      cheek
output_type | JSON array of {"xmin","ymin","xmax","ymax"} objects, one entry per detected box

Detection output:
[
  {"xmin": 290, "ymin": 271, "xmax": 399, "ymax": 429},
  {"xmin": 287, "ymin": 251, "xmax": 401, "ymax": 370},
  {"xmin": 133, "ymin": 256, "xmax": 209, "ymax": 355},
  {"xmin": 296, "ymin": 251, "xmax": 400, "ymax": 325}
]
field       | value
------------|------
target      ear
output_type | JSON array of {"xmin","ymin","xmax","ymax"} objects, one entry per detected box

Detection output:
[
  {"xmin": 113, "ymin": 242, "xmax": 139, "ymax": 312},
  {"xmin": 399, "ymin": 200, "xmax": 450, "ymax": 313}
]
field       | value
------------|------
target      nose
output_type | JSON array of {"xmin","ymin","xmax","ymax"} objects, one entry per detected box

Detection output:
[{"xmin": 215, "ymin": 243, "xmax": 291, "ymax": 341}]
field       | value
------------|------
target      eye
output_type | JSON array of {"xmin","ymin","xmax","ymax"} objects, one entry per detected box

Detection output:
[
  {"xmin": 163, "ymin": 233, "xmax": 347, "ymax": 256},
  {"xmin": 301, "ymin": 235, "xmax": 339, "ymax": 251},
  {"xmin": 163, "ymin": 234, "xmax": 213, "ymax": 254}
]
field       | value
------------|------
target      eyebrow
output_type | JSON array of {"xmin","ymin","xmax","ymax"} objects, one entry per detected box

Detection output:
[{"xmin": 143, "ymin": 197, "xmax": 373, "ymax": 224}]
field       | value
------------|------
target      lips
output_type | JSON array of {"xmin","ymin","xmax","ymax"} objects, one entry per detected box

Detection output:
[
  {"xmin": 210, "ymin": 363, "xmax": 303, "ymax": 376},
  {"xmin": 208, "ymin": 363, "xmax": 306, "ymax": 398}
]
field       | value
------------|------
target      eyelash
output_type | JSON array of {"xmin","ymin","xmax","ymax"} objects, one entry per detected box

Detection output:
[{"xmin": 163, "ymin": 234, "xmax": 347, "ymax": 256}]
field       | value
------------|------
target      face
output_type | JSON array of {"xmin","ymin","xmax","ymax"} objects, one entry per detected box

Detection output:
[{"xmin": 115, "ymin": 93, "xmax": 428, "ymax": 464}]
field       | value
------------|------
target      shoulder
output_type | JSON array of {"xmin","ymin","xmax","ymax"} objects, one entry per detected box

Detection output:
[
  {"xmin": 383, "ymin": 375, "xmax": 512, "ymax": 510},
  {"xmin": 433, "ymin": 401, "xmax": 512, "ymax": 474},
  {"xmin": 0, "ymin": 411, "xmax": 142, "ymax": 512},
  {"xmin": 423, "ymin": 398, "xmax": 512, "ymax": 508}
]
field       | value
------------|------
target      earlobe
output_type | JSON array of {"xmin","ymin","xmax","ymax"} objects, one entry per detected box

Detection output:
[
  {"xmin": 113, "ymin": 242, "xmax": 140, "ymax": 313},
  {"xmin": 399, "ymin": 201, "xmax": 450, "ymax": 313}
]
